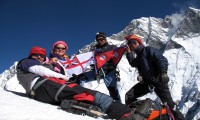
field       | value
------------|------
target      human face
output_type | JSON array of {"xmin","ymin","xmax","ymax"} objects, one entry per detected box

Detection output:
[
  {"xmin": 96, "ymin": 37, "xmax": 106, "ymax": 46},
  {"xmin": 54, "ymin": 44, "xmax": 66, "ymax": 57},
  {"xmin": 128, "ymin": 41, "xmax": 139, "ymax": 51},
  {"xmin": 31, "ymin": 53, "xmax": 45, "ymax": 64},
  {"xmin": 48, "ymin": 57, "xmax": 58, "ymax": 64}
]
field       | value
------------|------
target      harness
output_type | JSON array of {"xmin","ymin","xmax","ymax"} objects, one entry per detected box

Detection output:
[
  {"xmin": 30, "ymin": 77, "xmax": 76, "ymax": 102},
  {"xmin": 30, "ymin": 78, "xmax": 48, "ymax": 96},
  {"xmin": 54, "ymin": 84, "xmax": 66, "ymax": 101}
]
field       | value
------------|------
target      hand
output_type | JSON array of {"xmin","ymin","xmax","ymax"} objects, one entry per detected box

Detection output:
[
  {"xmin": 137, "ymin": 75, "xmax": 144, "ymax": 83},
  {"xmin": 61, "ymin": 75, "xmax": 70, "ymax": 81},
  {"xmin": 160, "ymin": 72, "xmax": 169, "ymax": 84},
  {"xmin": 126, "ymin": 45, "xmax": 131, "ymax": 53},
  {"xmin": 63, "ymin": 54, "xmax": 68, "ymax": 58},
  {"xmin": 102, "ymin": 66, "xmax": 109, "ymax": 71},
  {"xmin": 48, "ymin": 57, "xmax": 58, "ymax": 64}
]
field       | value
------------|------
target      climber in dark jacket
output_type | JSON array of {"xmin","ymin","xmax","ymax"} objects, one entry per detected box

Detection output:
[
  {"xmin": 90, "ymin": 32, "xmax": 121, "ymax": 103},
  {"xmin": 124, "ymin": 34, "xmax": 185, "ymax": 120}
]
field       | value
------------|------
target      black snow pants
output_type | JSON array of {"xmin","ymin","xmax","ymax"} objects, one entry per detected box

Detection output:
[
  {"xmin": 125, "ymin": 81, "xmax": 176, "ymax": 109},
  {"xmin": 32, "ymin": 77, "xmax": 131, "ymax": 119}
]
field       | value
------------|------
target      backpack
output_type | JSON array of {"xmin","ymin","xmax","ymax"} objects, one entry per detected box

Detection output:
[{"xmin": 131, "ymin": 98, "xmax": 172, "ymax": 120}]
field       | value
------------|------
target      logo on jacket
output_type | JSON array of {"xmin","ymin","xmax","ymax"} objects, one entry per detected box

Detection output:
[{"xmin": 99, "ymin": 54, "xmax": 106, "ymax": 61}]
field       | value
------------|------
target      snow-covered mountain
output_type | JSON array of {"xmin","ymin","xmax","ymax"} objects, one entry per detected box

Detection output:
[
  {"xmin": 0, "ymin": 7, "xmax": 200, "ymax": 120},
  {"xmin": 0, "ymin": 62, "xmax": 17, "ymax": 88}
]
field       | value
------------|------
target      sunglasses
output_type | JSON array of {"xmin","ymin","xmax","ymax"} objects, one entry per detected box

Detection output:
[
  {"xmin": 96, "ymin": 38, "xmax": 105, "ymax": 41},
  {"xmin": 128, "ymin": 40, "xmax": 138, "ymax": 45},
  {"xmin": 32, "ymin": 53, "xmax": 45, "ymax": 58},
  {"xmin": 55, "ymin": 47, "xmax": 66, "ymax": 50}
]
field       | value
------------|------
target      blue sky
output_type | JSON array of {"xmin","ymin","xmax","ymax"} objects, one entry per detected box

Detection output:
[{"xmin": 0, "ymin": 0, "xmax": 199, "ymax": 73}]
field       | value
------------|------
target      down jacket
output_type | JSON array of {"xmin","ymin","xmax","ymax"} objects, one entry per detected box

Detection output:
[{"xmin": 126, "ymin": 46, "xmax": 168, "ymax": 80}]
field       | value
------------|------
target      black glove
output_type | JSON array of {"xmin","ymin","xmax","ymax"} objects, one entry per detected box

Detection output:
[
  {"xmin": 69, "ymin": 74, "xmax": 88, "ymax": 85},
  {"xmin": 68, "ymin": 74, "xmax": 78, "ymax": 82},
  {"xmin": 160, "ymin": 70, "xmax": 169, "ymax": 84}
]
